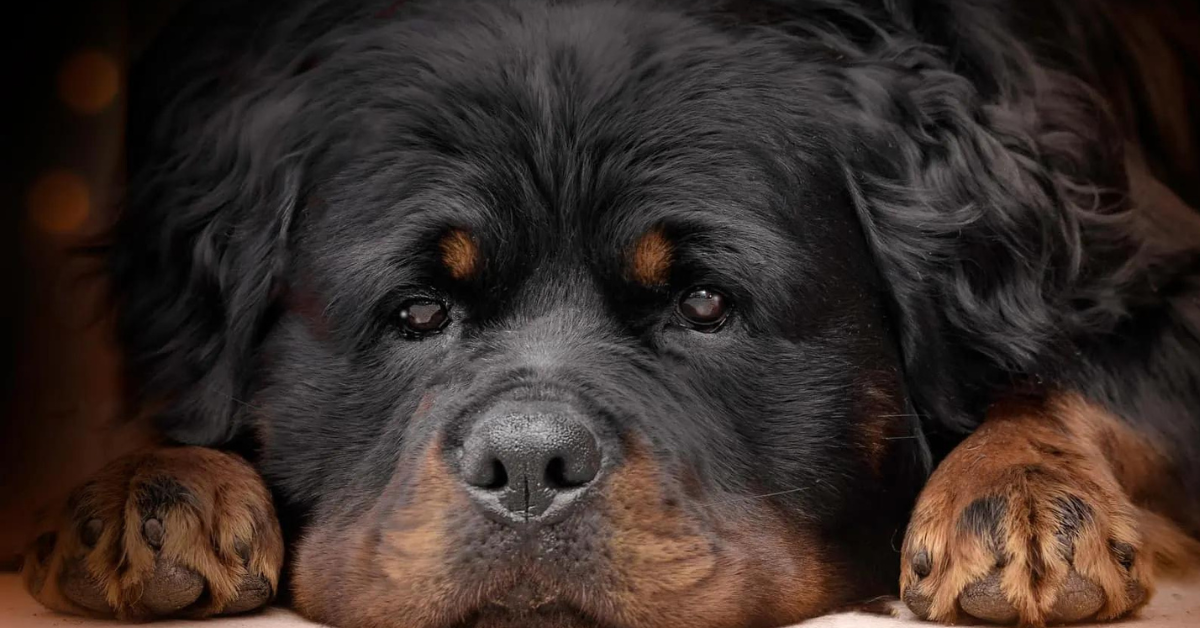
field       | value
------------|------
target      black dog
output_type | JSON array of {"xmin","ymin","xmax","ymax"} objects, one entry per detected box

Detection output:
[{"xmin": 22, "ymin": 1, "xmax": 1200, "ymax": 627}]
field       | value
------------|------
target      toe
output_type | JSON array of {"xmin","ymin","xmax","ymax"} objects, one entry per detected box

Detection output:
[
  {"xmin": 901, "ymin": 545, "xmax": 937, "ymax": 620},
  {"xmin": 1123, "ymin": 580, "xmax": 1148, "ymax": 611},
  {"xmin": 902, "ymin": 586, "xmax": 933, "ymax": 620},
  {"xmin": 959, "ymin": 572, "xmax": 1018, "ymax": 624},
  {"xmin": 222, "ymin": 574, "xmax": 273, "ymax": 615},
  {"xmin": 140, "ymin": 558, "xmax": 205, "ymax": 616},
  {"xmin": 60, "ymin": 557, "xmax": 110, "ymax": 614},
  {"xmin": 1045, "ymin": 570, "xmax": 1104, "ymax": 624}
]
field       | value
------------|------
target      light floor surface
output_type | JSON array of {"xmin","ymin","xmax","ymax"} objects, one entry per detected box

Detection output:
[{"xmin": 2, "ymin": 573, "xmax": 1196, "ymax": 628}]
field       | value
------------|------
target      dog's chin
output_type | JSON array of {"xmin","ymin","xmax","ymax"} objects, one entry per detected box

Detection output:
[
  {"xmin": 457, "ymin": 605, "xmax": 604, "ymax": 628},
  {"xmin": 456, "ymin": 575, "xmax": 610, "ymax": 628}
]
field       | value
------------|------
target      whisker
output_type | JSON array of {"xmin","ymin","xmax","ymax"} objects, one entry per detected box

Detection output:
[
  {"xmin": 226, "ymin": 395, "xmax": 267, "ymax": 413},
  {"xmin": 706, "ymin": 486, "xmax": 812, "ymax": 505}
]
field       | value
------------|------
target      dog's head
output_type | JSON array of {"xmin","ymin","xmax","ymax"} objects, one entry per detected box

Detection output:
[{"xmin": 113, "ymin": 1, "xmax": 1147, "ymax": 626}]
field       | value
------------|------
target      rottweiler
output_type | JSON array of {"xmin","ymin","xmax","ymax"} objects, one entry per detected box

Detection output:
[{"xmin": 21, "ymin": 1, "xmax": 1200, "ymax": 627}]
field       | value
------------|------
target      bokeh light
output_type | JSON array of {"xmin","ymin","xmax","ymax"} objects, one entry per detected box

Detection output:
[
  {"xmin": 57, "ymin": 49, "xmax": 119, "ymax": 114},
  {"xmin": 27, "ymin": 169, "xmax": 91, "ymax": 235}
]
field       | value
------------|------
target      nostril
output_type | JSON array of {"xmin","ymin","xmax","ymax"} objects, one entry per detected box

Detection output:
[
  {"xmin": 461, "ymin": 450, "xmax": 510, "ymax": 490},
  {"xmin": 544, "ymin": 456, "xmax": 571, "ymax": 489},
  {"xmin": 545, "ymin": 452, "xmax": 599, "ymax": 489},
  {"xmin": 485, "ymin": 459, "xmax": 508, "ymax": 490}
]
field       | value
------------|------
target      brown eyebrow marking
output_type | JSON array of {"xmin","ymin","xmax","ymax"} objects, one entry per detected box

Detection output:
[
  {"xmin": 439, "ymin": 229, "xmax": 479, "ymax": 280},
  {"xmin": 628, "ymin": 227, "xmax": 673, "ymax": 287}
]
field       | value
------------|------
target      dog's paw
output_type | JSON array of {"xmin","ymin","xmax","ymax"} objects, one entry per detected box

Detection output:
[
  {"xmin": 21, "ymin": 447, "xmax": 283, "ymax": 620},
  {"xmin": 900, "ymin": 419, "xmax": 1150, "ymax": 625}
]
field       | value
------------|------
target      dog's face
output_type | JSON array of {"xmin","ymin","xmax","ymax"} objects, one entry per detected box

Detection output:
[
  {"xmin": 234, "ymin": 7, "xmax": 928, "ymax": 626},
  {"xmin": 118, "ymin": 1, "xmax": 1128, "ymax": 626}
]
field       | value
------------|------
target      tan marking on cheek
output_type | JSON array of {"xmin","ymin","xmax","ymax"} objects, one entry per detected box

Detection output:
[
  {"xmin": 440, "ymin": 229, "xmax": 479, "ymax": 280},
  {"xmin": 602, "ymin": 447, "xmax": 738, "ymax": 628},
  {"xmin": 600, "ymin": 442, "xmax": 836, "ymax": 628},
  {"xmin": 292, "ymin": 442, "xmax": 467, "ymax": 628},
  {"xmin": 607, "ymin": 450, "xmax": 717, "ymax": 593},
  {"xmin": 381, "ymin": 444, "xmax": 463, "ymax": 583},
  {"xmin": 729, "ymin": 508, "xmax": 834, "ymax": 626},
  {"xmin": 628, "ymin": 227, "xmax": 673, "ymax": 287}
]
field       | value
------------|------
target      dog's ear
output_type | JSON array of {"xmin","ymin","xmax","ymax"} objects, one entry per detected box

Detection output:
[
  {"xmin": 839, "ymin": 34, "xmax": 1165, "ymax": 435},
  {"xmin": 110, "ymin": 43, "xmax": 313, "ymax": 446}
]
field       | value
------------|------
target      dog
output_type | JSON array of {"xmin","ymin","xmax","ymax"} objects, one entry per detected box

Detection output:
[{"xmin": 20, "ymin": 1, "xmax": 1200, "ymax": 627}]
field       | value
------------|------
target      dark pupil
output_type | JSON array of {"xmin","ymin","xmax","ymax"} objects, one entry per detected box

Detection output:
[
  {"xmin": 402, "ymin": 301, "xmax": 447, "ymax": 332},
  {"xmin": 681, "ymin": 290, "xmax": 725, "ymax": 323}
]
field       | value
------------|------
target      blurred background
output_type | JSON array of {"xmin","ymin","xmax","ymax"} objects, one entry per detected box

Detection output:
[{"xmin": 1, "ymin": 0, "xmax": 188, "ymax": 568}]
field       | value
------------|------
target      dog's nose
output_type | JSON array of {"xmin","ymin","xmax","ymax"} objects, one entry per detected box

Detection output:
[{"xmin": 458, "ymin": 404, "xmax": 602, "ymax": 525}]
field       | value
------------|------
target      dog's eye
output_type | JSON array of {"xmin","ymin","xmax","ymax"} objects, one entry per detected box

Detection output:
[
  {"xmin": 676, "ymin": 288, "xmax": 730, "ymax": 332},
  {"xmin": 397, "ymin": 299, "xmax": 450, "ymax": 337}
]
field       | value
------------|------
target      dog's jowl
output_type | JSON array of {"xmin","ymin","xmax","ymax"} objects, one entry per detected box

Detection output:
[{"xmin": 22, "ymin": 1, "xmax": 1200, "ymax": 627}]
